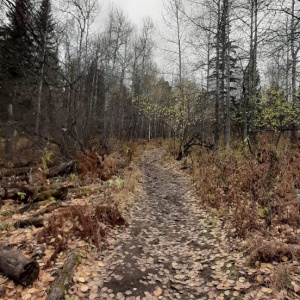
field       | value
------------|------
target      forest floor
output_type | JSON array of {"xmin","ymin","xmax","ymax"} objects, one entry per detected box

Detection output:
[
  {"xmin": 70, "ymin": 147, "xmax": 280, "ymax": 300},
  {"xmin": 1, "ymin": 144, "xmax": 299, "ymax": 300}
]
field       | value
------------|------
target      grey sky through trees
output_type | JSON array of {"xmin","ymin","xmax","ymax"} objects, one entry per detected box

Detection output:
[{"xmin": 106, "ymin": 0, "xmax": 163, "ymax": 26}]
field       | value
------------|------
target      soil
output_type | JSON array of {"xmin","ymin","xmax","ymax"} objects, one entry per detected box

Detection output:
[{"xmin": 84, "ymin": 149, "xmax": 248, "ymax": 300}]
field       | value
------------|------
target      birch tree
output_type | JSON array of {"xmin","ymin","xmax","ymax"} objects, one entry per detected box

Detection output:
[{"xmin": 161, "ymin": 0, "xmax": 189, "ymax": 83}]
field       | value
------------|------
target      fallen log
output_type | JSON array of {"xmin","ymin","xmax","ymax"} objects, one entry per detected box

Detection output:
[
  {"xmin": 0, "ymin": 166, "xmax": 32, "ymax": 178},
  {"xmin": 2, "ymin": 185, "xmax": 35, "ymax": 202},
  {"xmin": 0, "ymin": 200, "xmax": 60, "ymax": 217},
  {"xmin": 0, "ymin": 160, "xmax": 75, "ymax": 181},
  {"xmin": 32, "ymin": 186, "xmax": 68, "ymax": 202},
  {"xmin": 18, "ymin": 198, "xmax": 56, "ymax": 214},
  {"xmin": 0, "ymin": 247, "xmax": 39, "ymax": 286},
  {"xmin": 46, "ymin": 251, "xmax": 80, "ymax": 300},
  {"xmin": 0, "ymin": 160, "xmax": 34, "ymax": 169},
  {"xmin": 13, "ymin": 217, "xmax": 44, "ymax": 228},
  {"xmin": 0, "ymin": 160, "xmax": 75, "ymax": 178},
  {"xmin": 1, "ymin": 185, "xmax": 68, "ymax": 203},
  {"xmin": 33, "ymin": 201, "xmax": 62, "ymax": 217},
  {"xmin": 69, "ymin": 187, "xmax": 91, "ymax": 198},
  {"xmin": 47, "ymin": 161, "xmax": 75, "ymax": 178},
  {"xmin": 0, "ymin": 174, "xmax": 29, "ymax": 185},
  {"xmin": 176, "ymin": 136, "xmax": 215, "ymax": 161},
  {"xmin": 0, "ymin": 217, "xmax": 44, "ymax": 229}
]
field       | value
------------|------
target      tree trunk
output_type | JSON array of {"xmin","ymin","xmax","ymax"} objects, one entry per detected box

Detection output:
[
  {"xmin": 214, "ymin": 0, "xmax": 221, "ymax": 146},
  {"xmin": 290, "ymin": 0, "xmax": 298, "ymax": 143},
  {"xmin": 148, "ymin": 120, "xmax": 151, "ymax": 141},
  {"xmin": 204, "ymin": 26, "xmax": 211, "ymax": 145},
  {"xmin": 225, "ymin": 3, "xmax": 231, "ymax": 149},
  {"xmin": 5, "ymin": 104, "xmax": 14, "ymax": 157},
  {"xmin": 175, "ymin": 0, "xmax": 182, "ymax": 84},
  {"xmin": 36, "ymin": 61, "xmax": 45, "ymax": 137}
]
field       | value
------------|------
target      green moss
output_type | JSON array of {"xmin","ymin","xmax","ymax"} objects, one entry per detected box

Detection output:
[
  {"xmin": 0, "ymin": 210, "xmax": 13, "ymax": 217},
  {"xmin": 258, "ymin": 207, "xmax": 269, "ymax": 218}
]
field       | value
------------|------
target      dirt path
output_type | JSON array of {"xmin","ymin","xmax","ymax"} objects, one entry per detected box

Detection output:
[{"xmin": 91, "ymin": 149, "xmax": 251, "ymax": 300}]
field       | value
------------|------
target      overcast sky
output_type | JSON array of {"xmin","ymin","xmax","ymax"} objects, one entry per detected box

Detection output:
[{"xmin": 104, "ymin": 0, "xmax": 163, "ymax": 28}]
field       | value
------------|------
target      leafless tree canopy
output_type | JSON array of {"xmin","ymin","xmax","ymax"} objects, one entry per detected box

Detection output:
[{"xmin": 1, "ymin": 0, "xmax": 300, "ymax": 157}]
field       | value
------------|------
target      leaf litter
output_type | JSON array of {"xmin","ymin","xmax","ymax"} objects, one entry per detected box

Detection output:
[
  {"xmin": 1, "ymin": 146, "xmax": 300, "ymax": 299},
  {"xmin": 67, "ymin": 148, "xmax": 300, "ymax": 299}
]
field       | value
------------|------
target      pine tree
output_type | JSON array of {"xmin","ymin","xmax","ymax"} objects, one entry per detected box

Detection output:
[
  {"xmin": 34, "ymin": 0, "xmax": 59, "ymax": 134},
  {"xmin": 0, "ymin": 0, "xmax": 35, "ymax": 81},
  {"xmin": 34, "ymin": 0, "xmax": 58, "ymax": 81},
  {"xmin": 0, "ymin": 0, "xmax": 36, "ymax": 153}
]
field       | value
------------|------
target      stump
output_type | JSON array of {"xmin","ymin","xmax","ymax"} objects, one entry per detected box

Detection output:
[{"xmin": 0, "ymin": 248, "xmax": 39, "ymax": 286}]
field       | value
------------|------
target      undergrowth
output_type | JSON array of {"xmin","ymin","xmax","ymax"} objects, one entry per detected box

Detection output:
[
  {"xmin": 36, "ymin": 140, "xmax": 145, "ymax": 269},
  {"xmin": 190, "ymin": 134, "xmax": 300, "ymax": 240},
  {"xmin": 37, "ymin": 203, "xmax": 127, "ymax": 268},
  {"xmin": 165, "ymin": 134, "xmax": 300, "ymax": 296}
]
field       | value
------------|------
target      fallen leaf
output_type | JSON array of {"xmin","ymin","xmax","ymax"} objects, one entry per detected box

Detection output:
[
  {"xmin": 256, "ymin": 274, "xmax": 264, "ymax": 283},
  {"xmin": 208, "ymin": 290, "xmax": 216, "ymax": 299},
  {"xmin": 80, "ymin": 285, "xmax": 89, "ymax": 292},
  {"xmin": 293, "ymin": 283, "xmax": 300, "ymax": 293},
  {"xmin": 154, "ymin": 288, "xmax": 162, "ymax": 296},
  {"xmin": 27, "ymin": 288, "xmax": 38, "ymax": 294},
  {"xmin": 174, "ymin": 274, "xmax": 185, "ymax": 280},
  {"xmin": 98, "ymin": 261, "xmax": 106, "ymax": 267},
  {"xmin": 261, "ymin": 287, "xmax": 272, "ymax": 294},
  {"xmin": 78, "ymin": 241, "xmax": 86, "ymax": 247}
]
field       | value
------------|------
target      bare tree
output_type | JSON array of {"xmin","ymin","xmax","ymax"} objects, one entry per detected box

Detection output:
[
  {"xmin": 161, "ymin": 0, "xmax": 189, "ymax": 84},
  {"xmin": 131, "ymin": 17, "xmax": 155, "ymax": 138}
]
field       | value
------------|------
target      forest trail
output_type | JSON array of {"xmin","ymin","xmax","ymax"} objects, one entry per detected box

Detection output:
[{"xmin": 92, "ymin": 148, "xmax": 249, "ymax": 300}]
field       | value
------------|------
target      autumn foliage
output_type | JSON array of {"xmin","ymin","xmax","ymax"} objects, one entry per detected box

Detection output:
[{"xmin": 192, "ymin": 134, "xmax": 300, "ymax": 239}]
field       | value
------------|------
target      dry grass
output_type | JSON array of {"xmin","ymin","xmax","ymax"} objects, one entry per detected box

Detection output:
[
  {"xmin": 157, "ymin": 135, "xmax": 300, "ymax": 297},
  {"xmin": 76, "ymin": 150, "xmax": 101, "ymax": 181},
  {"xmin": 76, "ymin": 140, "xmax": 146, "ymax": 213},
  {"xmin": 122, "ymin": 164, "xmax": 142, "ymax": 193},
  {"xmin": 37, "ymin": 202, "xmax": 127, "ymax": 268},
  {"xmin": 181, "ymin": 134, "xmax": 300, "ymax": 239},
  {"xmin": 49, "ymin": 140, "xmax": 147, "ymax": 248},
  {"xmin": 270, "ymin": 264, "xmax": 293, "ymax": 294},
  {"xmin": 249, "ymin": 237, "xmax": 300, "ymax": 264},
  {"xmin": 110, "ymin": 148, "xmax": 144, "ymax": 213}
]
